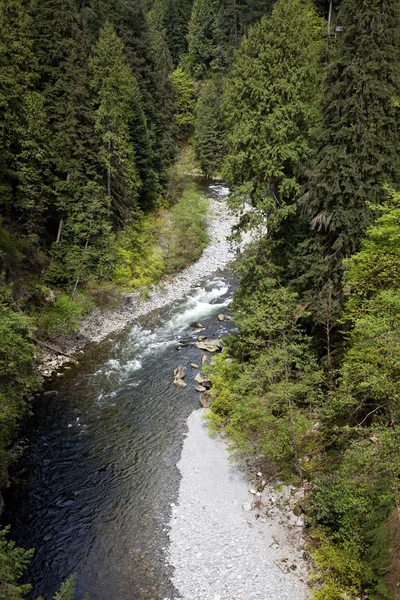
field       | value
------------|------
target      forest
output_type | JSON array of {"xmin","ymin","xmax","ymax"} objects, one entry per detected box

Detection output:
[{"xmin": 1, "ymin": 0, "xmax": 400, "ymax": 598}]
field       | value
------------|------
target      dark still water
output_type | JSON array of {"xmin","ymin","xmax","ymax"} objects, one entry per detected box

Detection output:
[{"xmin": 3, "ymin": 271, "xmax": 236, "ymax": 600}]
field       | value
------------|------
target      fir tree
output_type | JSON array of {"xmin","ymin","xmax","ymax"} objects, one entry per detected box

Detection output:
[
  {"xmin": 223, "ymin": 0, "xmax": 323, "ymax": 239},
  {"xmin": 90, "ymin": 21, "xmax": 141, "ymax": 224},
  {"xmin": 194, "ymin": 79, "xmax": 226, "ymax": 175},
  {"xmin": 170, "ymin": 67, "xmax": 196, "ymax": 139},
  {"xmin": 0, "ymin": 0, "xmax": 50, "ymax": 238},
  {"xmin": 302, "ymin": 0, "xmax": 400, "ymax": 260},
  {"xmin": 187, "ymin": 0, "xmax": 218, "ymax": 78},
  {"xmin": 147, "ymin": 0, "xmax": 193, "ymax": 65}
]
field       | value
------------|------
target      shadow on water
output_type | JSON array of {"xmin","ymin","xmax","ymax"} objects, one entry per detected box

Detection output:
[{"xmin": 3, "ymin": 183, "xmax": 237, "ymax": 600}]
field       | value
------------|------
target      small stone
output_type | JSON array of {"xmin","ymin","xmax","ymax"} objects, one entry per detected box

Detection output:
[
  {"xmin": 190, "ymin": 322, "xmax": 204, "ymax": 329},
  {"xmin": 191, "ymin": 363, "xmax": 200, "ymax": 369},
  {"xmin": 217, "ymin": 313, "xmax": 225, "ymax": 321},
  {"xmin": 197, "ymin": 335, "xmax": 207, "ymax": 341},
  {"xmin": 257, "ymin": 472, "xmax": 263, "ymax": 477},
  {"xmin": 201, "ymin": 354, "xmax": 208, "ymax": 364},
  {"xmin": 196, "ymin": 385, "xmax": 207, "ymax": 392},
  {"xmin": 174, "ymin": 378, "xmax": 187, "ymax": 388},
  {"xmin": 296, "ymin": 514, "xmax": 305, "ymax": 528},
  {"xmin": 174, "ymin": 366, "xmax": 185, "ymax": 379},
  {"xmin": 249, "ymin": 488, "xmax": 257, "ymax": 495},
  {"xmin": 199, "ymin": 391, "xmax": 212, "ymax": 408},
  {"xmin": 243, "ymin": 502, "xmax": 252, "ymax": 511}
]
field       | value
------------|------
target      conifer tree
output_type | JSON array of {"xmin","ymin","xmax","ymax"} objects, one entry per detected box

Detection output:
[
  {"xmin": 0, "ymin": 0, "xmax": 50, "ymax": 238},
  {"xmin": 170, "ymin": 67, "xmax": 196, "ymax": 139},
  {"xmin": 187, "ymin": 0, "xmax": 218, "ymax": 78},
  {"xmin": 147, "ymin": 0, "xmax": 193, "ymax": 65},
  {"xmin": 303, "ymin": 0, "xmax": 400, "ymax": 261},
  {"xmin": 223, "ymin": 0, "xmax": 323, "ymax": 239},
  {"xmin": 90, "ymin": 22, "xmax": 141, "ymax": 224},
  {"xmin": 194, "ymin": 79, "xmax": 226, "ymax": 175}
]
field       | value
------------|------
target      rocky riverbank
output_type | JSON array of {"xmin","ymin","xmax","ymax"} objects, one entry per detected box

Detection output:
[
  {"xmin": 167, "ymin": 410, "xmax": 310, "ymax": 600},
  {"xmin": 36, "ymin": 185, "xmax": 239, "ymax": 378}
]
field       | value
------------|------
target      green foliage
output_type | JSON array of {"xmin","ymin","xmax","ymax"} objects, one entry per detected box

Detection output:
[
  {"xmin": 187, "ymin": 0, "xmax": 218, "ymax": 78},
  {"xmin": 302, "ymin": 0, "xmax": 400, "ymax": 268},
  {"xmin": 0, "ymin": 526, "xmax": 33, "ymax": 600},
  {"xmin": 345, "ymin": 189, "xmax": 400, "ymax": 318},
  {"xmin": 112, "ymin": 216, "xmax": 164, "ymax": 290},
  {"xmin": 310, "ymin": 430, "xmax": 400, "ymax": 599},
  {"xmin": 311, "ymin": 534, "xmax": 364, "ymax": 600},
  {"xmin": 163, "ymin": 182, "xmax": 209, "ymax": 274},
  {"xmin": 90, "ymin": 21, "xmax": 141, "ymax": 223},
  {"xmin": 169, "ymin": 68, "xmax": 197, "ymax": 137},
  {"xmin": 194, "ymin": 79, "xmax": 226, "ymax": 175},
  {"xmin": 147, "ymin": 0, "xmax": 193, "ymax": 64},
  {"xmin": 223, "ymin": 0, "xmax": 323, "ymax": 240},
  {"xmin": 52, "ymin": 574, "xmax": 77, "ymax": 600},
  {"xmin": 37, "ymin": 293, "xmax": 90, "ymax": 340},
  {"xmin": 0, "ymin": 286, "xmax": 35, "ymax": 485},
  {"xmin": 209, "ymin": 255, "xmax": 322, "ymax": 472}
]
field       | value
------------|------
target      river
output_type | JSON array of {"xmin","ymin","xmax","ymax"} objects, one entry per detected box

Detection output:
[{"xmin": 3, "ymin": 183, "xmax": 237, "ymax": 600}]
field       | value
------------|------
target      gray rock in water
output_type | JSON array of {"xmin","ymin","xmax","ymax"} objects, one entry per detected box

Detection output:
[
  {"xmin": 201, "ymin": 355, "xmax": 208, "ymax": 364},
  {"xmin": 196, "ymin": 385, "xmax": 207, "ymax": 392},
  {"xmin": 195, "ymin": 339, "xmax": 223, "ymax": 353},
  {"xmin": 197, "ymin": 335, "xmax": 207, "ymax": 341},
  {"xmin": 195, "ymin": 373, "xmax": 212, "ymax": 389},
  {"xmin": 191, "ymin": 363, "xmax": 200, "ymax": 369},
  {"xmin": 174, "ymin": 378, "xmax": 187, "ymax": 388},
  {"xmin": 174, "ymin": 366, "xmax": 185, "ymax": 379},
  {"xmin": 194, "ymin": 372, "xmax": 207, "ymax": 384},
  {"xmin": 199, "ymin": 390, "xmax": 212, "ymax": 408},
  {"xmin": 217, "ymin": 314, "xmax": 225, "ymax": 321},
  {"xmin": 190, "ymin": 322, "xmax": 204, "ymax": 329}
]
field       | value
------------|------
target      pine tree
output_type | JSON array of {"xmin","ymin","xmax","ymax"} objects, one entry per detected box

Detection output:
[
  {"xmin": 302, "ymin": 0, "xmax": 400, "ymax": 261},
  {"xmin": 147, "ymin": 0, "xmax": 193, "ymax": 65},
  {"xmin": 0, "ymin": 0, "xmax": 50, "ymax": 239},
  {"xmin": 223, "ymin": 0, "xmax": 323, "ymax": 238},
  {"xmin": 170, "ymin": 67, "xmax": 196, "ymax": 139},
  {"xmin": 187, "ymin": 0, "xmax": 218, "ymax": 78},
  {"xmin": 89, "ymin": 0, "xmax": 176, "ymax": 206},
  {"xmin": 213, "ymin": 0, "xmax": 274, "ymax": 68},
  {"xmin": 194, "ymin": 79, "xmax": 226, "ymax": 175},
  {"xmin": 90, "ymin": 21, "xmax": 141, "ymax": 224}
]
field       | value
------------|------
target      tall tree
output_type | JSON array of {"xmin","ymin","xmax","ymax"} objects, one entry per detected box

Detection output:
[
  {"xmin": 87, "ymin": 0, "xmax": 176, "ymax": 204},
  {"xmin": 302, "ymin": 0, "xmax": 400, "ymax": 264},
  {"xmin": 147, "ymin": 0, "xmax": 193, "ymax": 65},
  {"xmin": 223, "ymin": 0, "xmax": 323, "ymax": 243},
  {"xmin": 187, "ymin": 0, "xmax": 218, "ymax": 78},
  {"xmin": 0, "ymin": 0, "xmax": 50, "ymax": 242},
  {"xmin": 90, "ymin": 21, "xmax": 141, "ymax": 224},
  {"xmin": 194, "ymin": 79, "xmax": 226, "ymax": 175}
]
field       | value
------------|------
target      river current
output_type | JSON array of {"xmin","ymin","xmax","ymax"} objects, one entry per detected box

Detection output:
[{"xmin": 3, "ymin": 184, "xmax": 236, "ymax": 600}]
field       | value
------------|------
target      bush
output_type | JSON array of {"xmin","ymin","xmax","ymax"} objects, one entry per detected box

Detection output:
[
  {"xmin": 0, "ymin": 286, "xmax": 35, "ymax": 486},
  {"xmin": 163, "ymin": 182, "xmax": 210, "ymax": 274},
  {"xmin": 37, "ymin": 293, "xmax": 90, "ymax": 339},
  {"xmin": 112, "ymin": 215, "xmax": 164, "ymax": 290}
]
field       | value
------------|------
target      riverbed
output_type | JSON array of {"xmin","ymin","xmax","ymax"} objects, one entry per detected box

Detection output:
[
  {"xmin": 3, "ymin": 180, "xmax": 308, "ymax": 600},
  {"xmin": 3, "ymin": 181, "xmax": 238, "ymax": 599}
]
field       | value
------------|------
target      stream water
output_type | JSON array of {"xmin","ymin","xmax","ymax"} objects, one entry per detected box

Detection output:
[{"xmin": 3, "ymin": 184, "xmax": 237, "ymax": 600}]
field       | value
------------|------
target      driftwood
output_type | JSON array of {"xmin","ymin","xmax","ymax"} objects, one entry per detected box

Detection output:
[{"xmin": 31, "ymin": 336, "xmax": 77, "ymax": 362}]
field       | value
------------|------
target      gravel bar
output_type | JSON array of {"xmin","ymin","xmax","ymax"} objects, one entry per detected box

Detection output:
[{"xmin": 167, "ymin": 410, "xmax": 310, "ymax": 600}]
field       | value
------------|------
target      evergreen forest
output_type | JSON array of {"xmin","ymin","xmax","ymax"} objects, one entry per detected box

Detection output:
[{"xmin": 1, "ymin": 0, "xmax": 400, "ymax": 598}]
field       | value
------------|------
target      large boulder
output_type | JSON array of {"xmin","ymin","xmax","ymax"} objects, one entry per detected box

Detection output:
[{"xmin": 195, "ymin": 339, "xmax": 223, "ymax": 353}]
